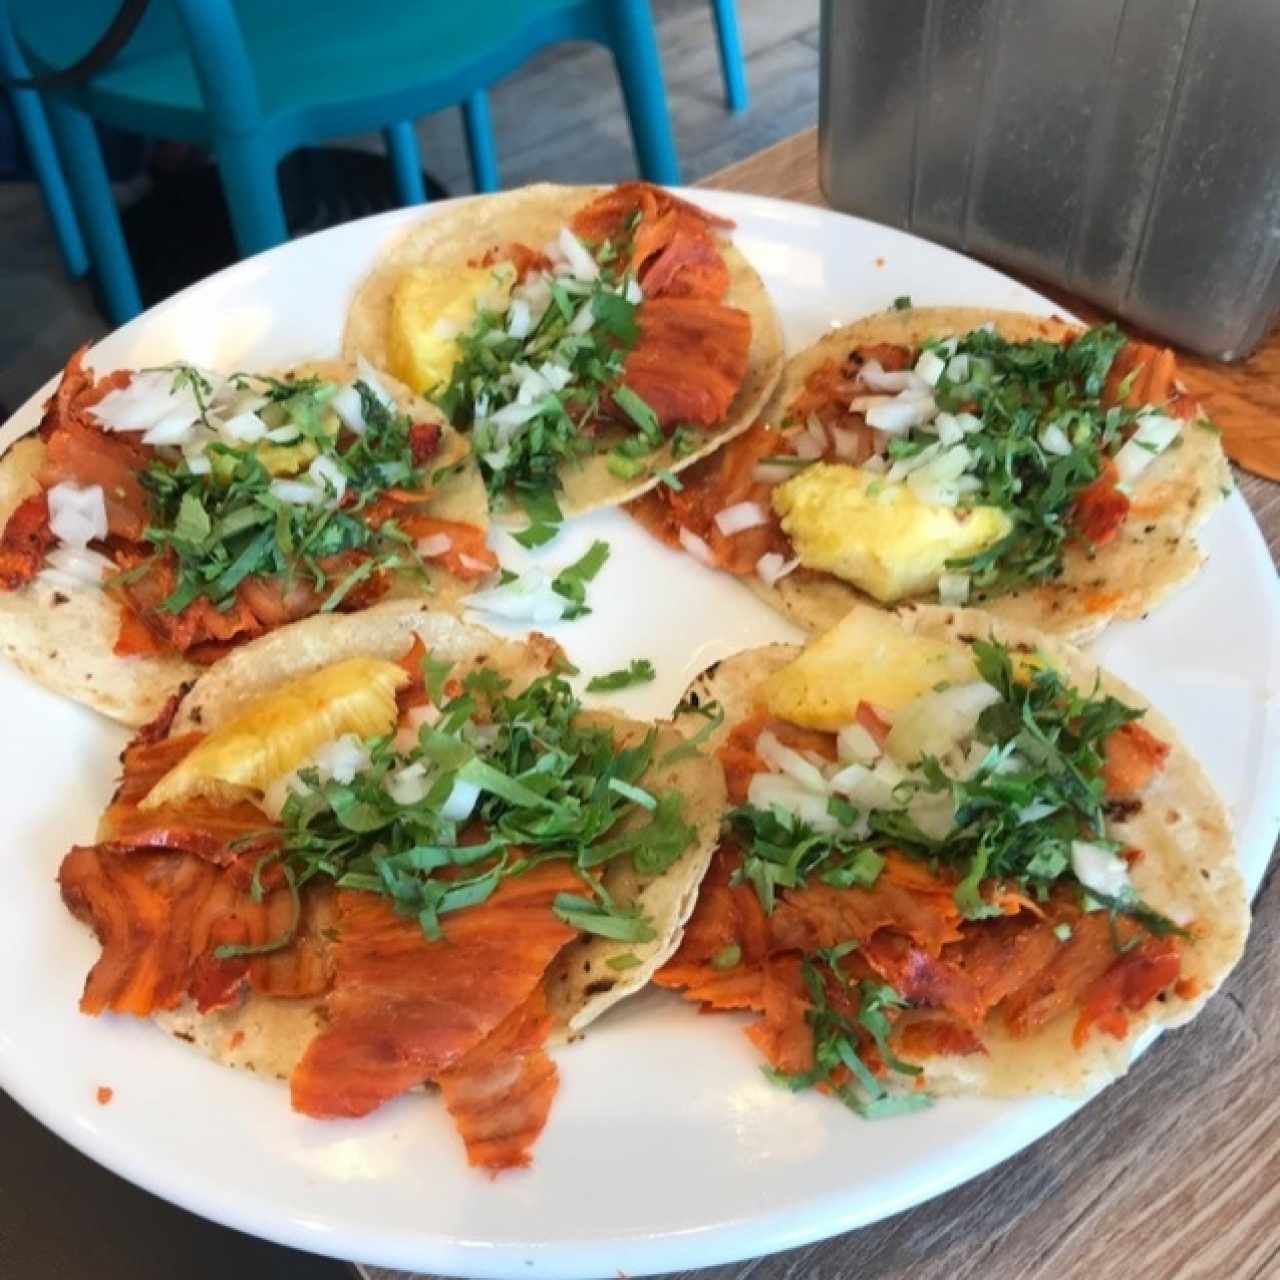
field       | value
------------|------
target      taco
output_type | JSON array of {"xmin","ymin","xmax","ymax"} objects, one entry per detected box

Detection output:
[
  {"xmin": 630, "ymin": 307, "xmax": 1230, "ymax": 642},
  {"xmin": 344, "ymin": 181, "xmax": 784, "ymax": 522},
  {"xmin": 0, "ymin": 350, "xmax": 495, "ymax": 725},
  {"xmin": 655, "ymin": 603, "xmax": 1247, "ymax": 1105},
  {"xmin": 56, "ymin": 601, "xmax": 725, "ymax": 1172}
]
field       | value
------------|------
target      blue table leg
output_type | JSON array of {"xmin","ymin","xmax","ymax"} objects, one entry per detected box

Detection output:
[
  {"xmin": 43, "ymin": 98, "xmax": 141, "ymax": 325},
  {"xmin": 462, "ymin": 91, "xmax": 499, "ymax": 193},
  {"xmin": 213, "ymin": 133, "xmax": 288, "ymax": 256},
  {"xmin": 711, "ymin": 0, "xmax": 748, "ymax": 114},
  {"xmin": 384, "ymin": 121, "xmax": 427, "ymax": 205},
  {"xmin": 606, "ymin": 0, "xmax": 680, "ymax": 184}
]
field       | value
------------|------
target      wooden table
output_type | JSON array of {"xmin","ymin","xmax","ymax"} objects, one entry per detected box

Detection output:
[{"xmin": 365, "ymin": 130, "xmax": 1280, "ymax": 1280}]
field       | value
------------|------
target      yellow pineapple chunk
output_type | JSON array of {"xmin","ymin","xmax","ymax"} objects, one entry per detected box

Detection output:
[
  {"xmin": 141, "ymin": 658, "xmax": 408, "ymax": 810},
  {"xmin": 761, "ymin": 604, "xmax": 976, "ymax": 729},
  {"xmin": 387, "ymin": 262, "xmax": 516, "ymax": 394},
  {"xmin": 772, "ymin": 463, "xmax": 1012, "ymax": 603}
]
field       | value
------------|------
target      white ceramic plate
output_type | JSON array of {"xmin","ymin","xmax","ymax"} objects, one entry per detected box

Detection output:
[{"xmin": 0, "ymin": 192, "xmax": 1276, "ymax": 1280}]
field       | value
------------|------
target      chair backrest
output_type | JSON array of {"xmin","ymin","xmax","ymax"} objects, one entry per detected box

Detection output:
[{"xmin": 7, "ymin": 0, "xmax": 266, "ymax": 133}]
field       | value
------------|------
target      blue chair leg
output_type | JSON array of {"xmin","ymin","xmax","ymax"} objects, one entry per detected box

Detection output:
[
  {"xmin": 710, "ymin": 0, "xmax": 749, "ymax": 114},
  {"xmin": 6, "ymin": 87, "xmax": 90, "ymax": 279},
  {"xmin": 42, "ymin": 98, "xmax": 141, "ymax": 325},
  {"xmin": 212, "ymin": 133, "xmax": 288, "ymax": 256},
  {"xmin": 604, "ymin": 0, "xmax": 680, "ymax": 185},
  {"xmin": 462, "ymin": 91, "xmax": 499, "ymax": 193},
  {"xmin": 383, "ymin": 121, "xmax": 427, "ymax": 206},
  {"xmin": 0, "ymin": 0, "xmax": 89, "ymax": 280}
]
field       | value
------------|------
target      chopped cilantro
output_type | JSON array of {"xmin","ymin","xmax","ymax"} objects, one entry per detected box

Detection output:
[
  {"xmin": 586, "ymin": 659, "xmax": 656, "ymax": 693},
  {"xmin": 134, "ymin": 367, "xmax": 436, "ymax": 617},
  {"xmin": 892, "ymin": 295, "xmax": 913, "ymax": 311},
  {"xmin": 552, "ymin": 539, "xmax": 610, "ymax": 619},
  {"xmin": 765, "ymin": 951, "xmax": 932, "ymax": 1119},
  {"xmin": 434, "ymin": 241, "xmax": 662, "ymax": 503},
  {"xmin": 278, "ymin": 669, "xmax": 697, "ymax": 943},
  {"xmin": 727, "ymin": 638, "xmax": 1171, "ymax": 931}
]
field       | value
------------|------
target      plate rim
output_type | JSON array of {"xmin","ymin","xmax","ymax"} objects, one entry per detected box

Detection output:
[{"xmin": 1, "ymin": 187, "xmax": 1276, "ymax": 1279}]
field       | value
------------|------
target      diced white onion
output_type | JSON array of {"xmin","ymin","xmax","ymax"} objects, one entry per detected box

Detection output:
[
  {"xmin": 356, "ymin": 355, "xmax": 396, "ymax": 411},
  {"xmin": 858, "ymin": 359, "xmax": 927, "ymax": 394},
  {"xmin": 312, "ymin": 734, "xmax": 371, "ymax": 785},
  {"xmin": 490, "ymin": 399, "xmax": 544, "ymax": 428},
  {"xmin": 466, "ymin": 568, "xmax": 568, "ymax": 624},
  {"xmin": 624, "ymin": 277, "xmax": 644, "ymax": 304},
  {"xmin": 755, "ymin": 552, "xmax": 800, "ymax": 587},
  {"xmin": 865, "ymin": 392, "xmax": 938, "ymax": 434},
  {"xmin": 265, "ymin": 424, "xmax": 302, "ymax": 443},
  {"xmin": 1039, "ymin": 422, "xmax": 1072, "ymax": 456},
  {"xmin": 946, "ymin": 353, "xmax": 971, "ymax": 383},
  {"xmin": 221, "ymin": 410, "xmax": 267, "ymax": 444},
  {"xmin": 416, "ymin": 533, "xmax": 453, "ymax": 558},
  {"xmin": 836, "ymin": 722, "xmax": 882, "ymax": 765},
  {"xmin": 47, "ymin": 482, "xmax": 107, "ymax": 547},
  {"xmin": 186, "ymin": 455, "xmax": 212, "ymax": 475},
  {"xmin": 1071, "ymin": 840, "xmax": 1132, "ymax": 899},
  {"xmin": 934, "ymin": 412, "xmax": 965, "ymax": 447},
  {"xmin": 386, "ymin": 762, "xmax": 431, "ymax": 806},
  {"xmin": 678, "ymin": 527, "xmax": 715, "ymax": 566},
  {"xmin": 513, "ymin": 362, "xmax": 551, "ymax": 405},
  {"xmin": 505, "ymin": 299, "xmax": 532, "ymax": 339},
  {"xmin": 914, "ymin": 349, "xmax": 946, "ymax": 387},
  {"xmin": 1114, "ymin": 413, "xmax": 1181, "ymax": 486},
  {"xmin": 955, "ymin": 412, "xmax": 983, "ymax": 435},
  {"xmin": 861, "ymin": 453, "xmax": 888, "ymax": 475},
  {"xmin": 269, "ymin": 479, "xmax": 322, "ymax": 505},
  {"xmin": 568, "ymin": 302, "xmax": 597, "ymax": 336},
  {"xmin": 756, "ymin": 731, "xmax": 827, "ymax": 791},
  {"xmin": 38, "ymin": 545, "xmax": 113, "ymax": 589},
  {"xmin": 91, "ymin": 371, "xmax": 199, "ymax": 433},
  {"xmin": 308, "ymin": 454, "xmax": 347, "ymax": 506},
  {"xmin": 747, "ymin": 772, "xmax": 840, "ymax": 833},
  {"xmin": 714, "ymin": 501, "xmax": 768, "ymax": 537},
  {"xmin": 937, "ymin": 572, "xmax": 970, "ymax": 606},
  {"xmin": 141, "ymin": 408, "xmax": 201, "ymax": 447},
  {"xmin": 905, "ymin": 444, "xmax": 975, "ymax": 507},
  {"xmin": 885, "ymin": 682, "xmax": 1001, "ymax": 765},
  {"xmin": 440, "ymin": 779, "xmax": 481, "ymax": 822},
  {"xmin": 558, "ymin": 226, "xmax": 600, "ymax": 282},
  {"xmin": 259, "ymin": 772, "xmax": 309, "ymax": 821},
  {"xmin": 393, "ymin": 702, "xmax": 441, "ymax": 753},
  {"xmin": 908, "ymin": 789, "xmax": 956, "ymax": 840},
  {"xmin": 331, "ymin": 384, "xmax": 367, "ymax": 434},
  {"xmin": 886, "ymin": 441, "xmax": 940, "ymax": 482},
  {"xmin": 828, "ymin": 761, "xmax": 899, "ymax": 811},
  {"xmin": 539, "ymin": 361, "xmax": 572, "ymax": 392}
]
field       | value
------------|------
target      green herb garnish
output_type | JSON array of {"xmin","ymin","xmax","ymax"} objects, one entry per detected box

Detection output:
[{"xmin": 586, "ymin": 659, "xmax": 656, "ymax": 693}]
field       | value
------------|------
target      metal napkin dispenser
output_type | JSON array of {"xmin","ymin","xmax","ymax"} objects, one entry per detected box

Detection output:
[{"xmin": 819, "ymin": 0, "xmax": 1280, "ymax": 360}]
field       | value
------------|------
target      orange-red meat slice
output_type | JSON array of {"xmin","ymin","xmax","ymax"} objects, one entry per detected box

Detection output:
[
  {"xmin": 437, "ymin": 986, "xmax": 559, "ymax": 1173},
  {"xmin": 620, "ymin": 297, "xmax": 751, "ymax": 429},
  {"xmin": 289, "ymin": 861, "xmax": 582, "ymax": 1119}
]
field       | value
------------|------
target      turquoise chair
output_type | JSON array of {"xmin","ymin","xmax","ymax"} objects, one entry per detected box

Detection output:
[
  {"xmin": 7, "ymin": 0, "xmax": 707, "ymax": 327},
  {"xmin": 0, "ymin": 2, "xmax": 88, "ymax": 279}
]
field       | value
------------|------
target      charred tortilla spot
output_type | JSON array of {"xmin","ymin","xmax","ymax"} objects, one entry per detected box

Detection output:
[{"xmin": 582, "ymin": 979, "xmax": 615, "ymax": 997}]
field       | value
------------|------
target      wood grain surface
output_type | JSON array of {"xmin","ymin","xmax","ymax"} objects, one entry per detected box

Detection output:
[{"xmin": 362, "ymin": 130, "xmax": 1280, "ymax": 1280}]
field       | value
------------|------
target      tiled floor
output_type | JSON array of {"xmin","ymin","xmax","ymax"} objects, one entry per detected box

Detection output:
[{"xmin": 0, "ymin": 0, "xmax": 818, "ymax": 416}]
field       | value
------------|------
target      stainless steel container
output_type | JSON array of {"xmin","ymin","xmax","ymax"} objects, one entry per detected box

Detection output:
[{"xmin": 819, "ymin": 0, "xmax": 1280, "ymax": 360}]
